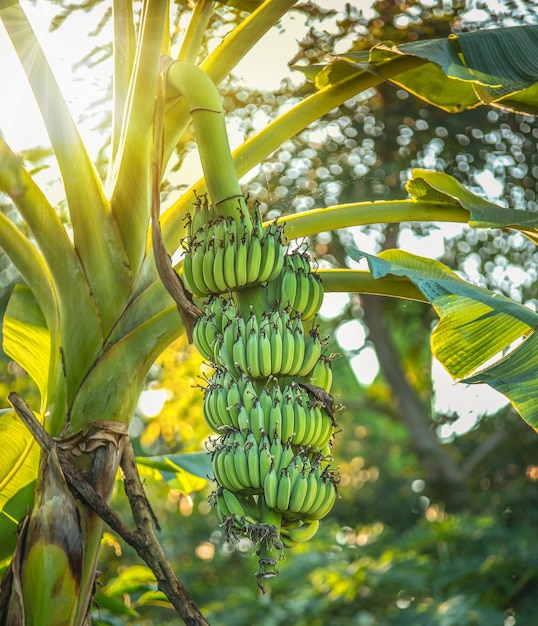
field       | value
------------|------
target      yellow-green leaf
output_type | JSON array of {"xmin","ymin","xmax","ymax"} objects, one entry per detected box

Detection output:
[
  {"xmin": 3, "ymin": 286, "xmax": 51, "ymax": 401},
  {"xmin": 350, "ymin": 248, "xmax": 538, "ymax": 429},
  {"xmin": 0, "ymin": 410, "xmax": 39, "ymax": 560},
  {"xmin": 314, "ymin": 26, "xmax": 538, "ymax": 115},
  {"xmin": 407, "ymin": 169, "xmax": 538, "ymax": 233}
]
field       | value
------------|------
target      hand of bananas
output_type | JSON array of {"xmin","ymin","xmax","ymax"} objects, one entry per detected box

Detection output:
[{"xmin": 183, "ymin": 198, "xmax": 340, "ymax": 590}]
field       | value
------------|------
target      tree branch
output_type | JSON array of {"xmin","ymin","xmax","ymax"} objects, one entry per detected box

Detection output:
[{"xmin": 360, "ymin": 296, "xmax": 464, "ymax": 487}]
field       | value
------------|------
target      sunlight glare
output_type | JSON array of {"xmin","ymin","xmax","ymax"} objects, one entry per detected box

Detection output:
[
  {"xmin": 138, "ymin": 389, "xmax": 169, "ymax": 418},
  {"xmin": 350, "ymin": 347, "xmax": 380, "ymax": 386},
  {"xmin": 432, "ymin": 358, "xmax": 508, "ymax": 437}
]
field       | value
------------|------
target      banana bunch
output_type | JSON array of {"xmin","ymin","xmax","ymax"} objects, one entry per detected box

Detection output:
[
  {"xmin": 195, "ymin": 303, "xmax": 327, "ymax": 381},
  {"xmin": 182, "ymin": 202, "xmax": 284, "ymax": 297},
  {"xmin": 209, "ymin": 432, "xmax": 338, "ymax": 533},
  {"xmin": 182, "ymin": 196, "xmax": 340, "ymax": 589},
  {"xmin": 204, "ymin": 378, "xmax": 335, "ymax": 451},
  {"xmin": 267, "ymin": 251, "xmax": 324, "ymax": 320}
]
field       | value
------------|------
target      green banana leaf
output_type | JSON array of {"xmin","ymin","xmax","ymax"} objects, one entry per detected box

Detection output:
[
  {"xmin": 300, "ymin": 26, "xmax": 538, "ymax": 115},
  {"xmin": 407, "ymin": 169, "xmax": 538, "ymax": 234},
  {"xmin": 348, "ymin": 248, "xmax": 538, "ymax": 430}
]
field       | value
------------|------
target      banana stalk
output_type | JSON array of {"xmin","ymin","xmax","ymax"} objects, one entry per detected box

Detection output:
[{"xmin": 168, "ymin": 60, "xmax": 341, "ymax": 588}]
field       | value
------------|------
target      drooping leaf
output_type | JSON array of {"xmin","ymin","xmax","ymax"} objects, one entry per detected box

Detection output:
[
  {"xmin": 315, "ymin": 26, "xmax": 538, "ymax": 115},
  {"xmin": 349, "ymin": 248, "xmax": 538, "ymax": 429},
  {"xmin": 464, "ymin": 333, "xmax": 537, "ymax": 430},
  {"xmin": 407, "ymin": 169, "xmax": 538, "ymax": 234},
  {"xmin": 0, "ymin": 411, "xmax": 40, "ymax": 560}
]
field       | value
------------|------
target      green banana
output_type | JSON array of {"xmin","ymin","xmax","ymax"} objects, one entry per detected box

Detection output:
[
  {"xmin": 268, "ymin": 398, "xmax": 282, "ymax": 441},
  {"xmin": 223, "ymin": 229, "xmax": 237, "ymax": 289},
  {"xmin": 258, "ymin": 326, "xmax": 272, "ymax": 378},
  {"xmin": 265, "ymin": 224, "xmax": 284, "ymax": 282},
  {"xmin": 291, "ymin": 394, "xmax": 308, "ymax": 445},
  {"xmin": 213, "ymin": 241, "xmax": 228, "ymax": 293},
  {"xmin": 297, "ymin": 327, "xmax": 322, "ymax": 377},
  {"xmin": 280, "ymin": 391, "xmax": 295, "ymax": 444},
  {"xmin": 310, "ymin": 406, "xmax": 333, "ymax": 451},
  {"xmin": 285, "ymin": 519, "xmax": 320, "ymax": 543},
  {"xmin": 203, "ymin": 320, "xmax": 218, "ymax": 358},
  {"xmin": 242, "ymin": 378, "xmax": 258, "ymax": 414},
  {"xmin": 222, "ymin": 444, "xmax": 245, "ymax": 492},
  {"xmin": 258, "ymin": 432, "xmax": 274, "ymax": 481},
  {"xmin": 306, "ymin": 479, "xmax": 337, "ymax": 520},
  {"xmin": 288, "ymin": 316, "xmax": 306, "ymax": 376},
  {"xmin": 235, "ymin": 232, "xmax": 248, "ymax": 287},
  {"xmin": 289, "ymin": 471, "xmax": 309, "ymax": 514},
  {"xmin": 247, "ymin": 233, "xmax": 262, "ymax": 284},
  {"xmin": 232, "ymin": 333, "xmax": 248, "ymax": 374},
  {"xmin": 181, "ymin": 244, "xmax": 198, "ymax": 296},
  {"xmin": 270, "ymin": 434, "xmax": 284, "ymax": 473},
  {"xmin": 202, "ymin": 239, "xmax": 220, "ymax": 293},
  {"xmin": 309, "ymin": 354, "xmax": 333, "ymax": 392},
  {"xmin": 303, "ymin": 272, "xmax": 324, "ymax": 320},
  {"xmin": 192, "ymin": 316, "xmax": 213, "ymax": 361},
  {"xmin": 269, "ymin": 320, "xmax": 283, "ymax": 373},
  {"xmin": 263, "ymin": 467, "xmax": 279, "ymax": 509},
  {"xmin": 222, "ymin": 318, "xmax": 237, "ymax": 358},
  {"xmin": 203, "ymin": 392, "xmax": 221, "ymax": 432},
  {"xmin": 212, "ymin": 444, "xmax": 228, "ymax": 487},
  {"xmin": 220, "ymin": 488, "xmax": 247, "ymax": 518},
  {"xmin": 257, "ymin": 234, "xmax": 276, "ymax": 283},
  {"xmin": 280, "ymin": 317, "xmax": 295, "ymax": 375},
  {"xmin": 226, "ymin": 382, "xmax": 242, "ymax": 429},
  {"xmin": 286, "ymin": 456, "xmax": 303, "ymax": 498},
  {"xmin": 277, "ymin": 441, "xmax": 295, "ymax": 475},
  {"xmin": 249, "ymin": 399, "xmax": 265, "ymax": 443},
  {"xmin": 245, "ymin": 306, "xmax": 259, "ymax": 336},
  {"xmin": 276, "ymin": 468, "xmax": 292, "ymax": 511},
  {"xmin": 300, "ymin": 469, "xmax": 320, "ymax": 515},
  {"xmin": 245, "ymin": 432, "xmax": 261, "ymax": 489},
  {"xmin": 191, "ymin": 242, "xmax": 210, "ymax": 296},
  {"xmin": 279, "ymin": 262, "xmax": 297, "ymax": 308},
  {"xmin": 246, "ymin": 330, "xmax": 261, "ymax": 378},
  {"xmin": 233, "ymin": 439, "xmax": 251, "ymax": 490},
  {"xmin": 258, "ymin": 386, "xmax": 272, "ymax": 418},
  {"xmin": 237, "ymin": 404, "xmax": 250, "ymax": 433}
]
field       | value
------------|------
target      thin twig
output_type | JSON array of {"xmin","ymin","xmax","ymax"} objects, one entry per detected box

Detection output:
[
  {"xmin": 8, "ymin": 392, "xmax": 210, "ymax": 626},
  {"xmin": 120, "ymin": 443, "xmax": 210, "ymax": 625}
]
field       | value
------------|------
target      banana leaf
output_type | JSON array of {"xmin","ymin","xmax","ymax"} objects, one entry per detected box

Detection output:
[
  {"xmin": 349, "ymin": 248, "xmax": 538, "ymax": 430},
  {"xmin": 300, "ymin": 26, "xmax": 538, "ymax": 115},
  {"xmin": 407, "ymin": 169, "xmax": 538, "ymax": 236}
]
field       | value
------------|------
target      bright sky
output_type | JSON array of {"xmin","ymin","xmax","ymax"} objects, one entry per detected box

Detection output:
[{"xmin": 0, "ymin": 1, "xmax": 508, "ymax": 429}]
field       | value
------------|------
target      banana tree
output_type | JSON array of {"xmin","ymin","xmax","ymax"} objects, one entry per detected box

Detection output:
[{"xmin": 0, "ymin": 0, "xmax": 536, "ymax": 623}]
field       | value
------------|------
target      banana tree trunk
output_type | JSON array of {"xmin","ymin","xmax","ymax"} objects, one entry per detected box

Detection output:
[{"xmin": 0, "ymin": 415, "xmax": 127, "ymax": 626}]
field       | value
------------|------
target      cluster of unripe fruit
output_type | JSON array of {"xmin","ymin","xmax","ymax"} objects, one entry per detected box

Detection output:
[{"xmin": 182, "ymin": 198, "xmax": 340, "ymax": 588}]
